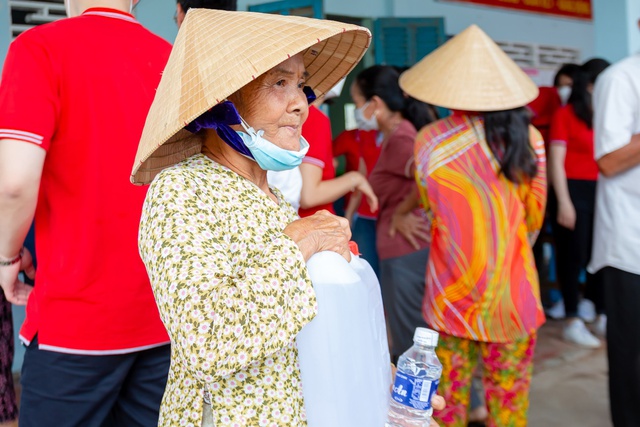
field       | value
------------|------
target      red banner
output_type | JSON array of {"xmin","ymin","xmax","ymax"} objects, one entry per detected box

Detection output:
[{"xmin": 440, "ymin": 0, "xmax": 592, "ymax": 20}]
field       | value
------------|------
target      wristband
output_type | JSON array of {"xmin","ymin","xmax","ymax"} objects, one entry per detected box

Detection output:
[{"xmin": 0, "ymin": 248, "xmax": 23, "ymax": 267}]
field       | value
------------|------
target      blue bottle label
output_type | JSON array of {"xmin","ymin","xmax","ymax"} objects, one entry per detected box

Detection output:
[{"xmin": 391, "ymin": 371, "xmax": 439, "ymax": 411}]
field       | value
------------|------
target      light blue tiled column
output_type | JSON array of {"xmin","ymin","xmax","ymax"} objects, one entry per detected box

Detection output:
[
  {"xmin": 136, "ymin": 0, "xmax": 178, "ymax": 43},
  {"xmin": 0, "ymin": 0, "xmax": 11, "ymax": 71},
  {"xmin": 593, "ymin": 0, "xmax": 640, "ymax": 63}
]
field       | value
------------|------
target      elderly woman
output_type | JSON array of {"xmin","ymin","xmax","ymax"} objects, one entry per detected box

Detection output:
[
  {"xmin": 395, "ymin": 25, "xmax": 547, "ymax": 427},
  {"xmin": 130, "ymin": 9, "xmax": 443, "ymax": 427}
]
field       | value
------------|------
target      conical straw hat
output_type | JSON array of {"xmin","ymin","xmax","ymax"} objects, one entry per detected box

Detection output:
[
  {"xmin": 399, "ymin": 24, "xmax": 538, "ymax": 112},
  {"xmin": 131, "ymin": 9, "xmax": 371, "ymax": 185}
]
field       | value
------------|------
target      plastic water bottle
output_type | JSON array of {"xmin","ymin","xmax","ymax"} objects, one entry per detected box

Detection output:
[{"xmin": 385, "ymin": 327, "xmax": 443, "ymax": 427}]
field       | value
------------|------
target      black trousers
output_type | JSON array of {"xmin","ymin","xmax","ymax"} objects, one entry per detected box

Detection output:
[
  {"xmin": 19, "ymin": 337, "xmax": 171, "ymax": 427},
  {"xmin": 602, "ymin": 267, "xmax": 640, "ymax": 427},
  {"xmin": 552, "ymin": 180, "xmax": 604, "ymax": 316}
]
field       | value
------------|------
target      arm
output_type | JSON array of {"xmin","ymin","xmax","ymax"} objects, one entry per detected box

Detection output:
[
  {"xmin": 597, "ymin": 133, "xmax": 640, "ymax": 177},
  {"xmin": 0, "ymin": 139, "xmax": 45, "ymax": 304},
  {"xmin": 549, "ymin": 144, "xmax": 575, "ymax": 230},
  {"xmin": 594, "ymin": 67, "xmax": 640, "ymax": 177},
  {"xmin": 388, "ymin": 131, "xmax": 432, "ymax": 248},
  {"xmin": 0, "ymin": 33, "xmax": 60, "ymax": 304},
  {"xmin": 520, "ymin": 129, "xmax": 547, "ymax": 235},
  {"xmin": 548, "ymin": 108, "xmax": 575, "ymax": 230},
  {"xmin": 139, "ymin": 172, "xmax": 319, "ymax": 382},
  {"xmin": 395, "ymin": 186, "xmax": 420, "ymax": 216},
  {"xmin": 344, "ymin": 158, "xmax": 368, "ymax": 224},
  {"xmin": 388, "ymin": 185, "xmax": 429, "ymax": 250},
  {"xmin": 299, "ymin": 163, "xmax": 378, "ymax": 212},
  {"xmin": 344, "ymin": 191, "xmax": 362, "ymax": 226}
]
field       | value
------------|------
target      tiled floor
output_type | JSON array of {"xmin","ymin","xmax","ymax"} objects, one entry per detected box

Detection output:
[{"xmin": 529, "ymin": 320, "xmax": 610, "ymax": 427}]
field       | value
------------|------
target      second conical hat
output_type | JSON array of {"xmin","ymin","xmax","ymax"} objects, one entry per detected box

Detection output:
[{"xmin": 399, "ymin": 24, "xmax": 538, "ymax": 112}]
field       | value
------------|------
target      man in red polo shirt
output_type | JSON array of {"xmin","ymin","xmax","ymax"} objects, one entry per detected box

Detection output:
[{"xmin": 0, "ymin": 1, "xmax": 171, "ymax": 425}]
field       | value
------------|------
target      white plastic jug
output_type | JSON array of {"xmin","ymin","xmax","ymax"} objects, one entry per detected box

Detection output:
[{"xmin": 296, "ymin": 251, "xmax": 391, "ymax": 427}]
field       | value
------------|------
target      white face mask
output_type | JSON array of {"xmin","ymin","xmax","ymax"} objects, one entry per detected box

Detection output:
[
  {"xmin": 354, "ymin": 101, "xmax": 378, "ymax": 131},
  {"xmin": 324, "ymin": 78, "xmax": 346, "ymax": 101},
  {"xmin": 557, "ymin": 85, "xmax": 572, "ymax": 105}
]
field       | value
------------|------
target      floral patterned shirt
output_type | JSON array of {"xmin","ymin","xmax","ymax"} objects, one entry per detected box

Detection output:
[{"xmin": 139, "ymin": 154, "xmax": 317, "ymax": 427}]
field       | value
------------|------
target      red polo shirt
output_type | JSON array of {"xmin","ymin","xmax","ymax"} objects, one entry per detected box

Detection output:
[
  {"xmin": 0, "ymin": 8, "xmax": 171, "ymax": 353},
  {"xmin": 549, "ymin": 105, "xmax": 599, "ymax": 181},
  {"xmin": 332, "ymin": 129, "xmax": 381, "ymax": 219}
]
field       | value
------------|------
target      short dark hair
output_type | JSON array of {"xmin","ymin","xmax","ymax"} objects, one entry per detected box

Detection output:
[{"xmin": 177, "ymin": 0, "xmax": 237, "ymax": 12}]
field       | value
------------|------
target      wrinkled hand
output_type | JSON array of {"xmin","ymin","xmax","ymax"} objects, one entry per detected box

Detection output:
[
  {"xmin": 284, "ymin": 210, "xmax": 352, "ymax": 262},
  {"xmin": 0, "ymin": 247, "xmax": 34, "ymax": 305},
  {"xmin": 389, "ymin": 212, "xmax": 429, "ymax": 250},
  {"xmin": 557, "ymin": 200, "xmax": 576, "ymax": 230}
]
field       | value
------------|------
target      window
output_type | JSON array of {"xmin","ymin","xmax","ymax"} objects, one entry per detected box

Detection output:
[{"xmin": 9, "ymin": 0, "xmax": 66, "ymax": 39}]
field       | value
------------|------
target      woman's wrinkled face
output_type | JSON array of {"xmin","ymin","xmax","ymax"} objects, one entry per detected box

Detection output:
[{"xmin": 230, "ymin": 54, "xmax": 309, "ymax": 151}]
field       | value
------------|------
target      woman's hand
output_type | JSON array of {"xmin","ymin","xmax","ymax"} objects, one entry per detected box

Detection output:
[
  {"xmin": 389, "ymin": 211, "xmax": 430, "ymax": 250},
  {"xmin": 284, "ymin": 210, "xmax": 352, "ymax": 262},
  {"xmin": 557, "ymin": 200, "xmax": 576, "ymax": 230},
  {"xmin": 348, "ymin": 172, "xmax": 379, "ymax": 213},
  {"xmin": 389, "ymin": 363, "xmax": 446, "ymax": 426},
  {"xmin": 0, "ymin": 247, "xmax": 34, "ymax": 305}
]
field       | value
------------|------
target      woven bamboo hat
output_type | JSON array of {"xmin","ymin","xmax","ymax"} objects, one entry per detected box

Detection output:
[
  {"xmin": 399, "ymin": 24, "xmax": 538, "ymax": 112},
  {"xmin": 131, "ymin": 9, "xmax": 371, "ymax": 185}
]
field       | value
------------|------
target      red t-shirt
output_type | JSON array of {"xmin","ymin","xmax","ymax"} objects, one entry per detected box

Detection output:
[
  {"xmin": 332, "ymin": 130, "xmax": 360, "ymax": 175},
  {"xmin": 549, "ymin": 105, "xmax": 599, "ymax": 181},
  {"xmin": 528, "ymin": 86, "xmax": 562, "ymax": 145},
  {"xmin": 332, "ymin": 129, "xmax": 381, "ymax": 219},
  {"xmin": 299, "ymin": 106, "xmax": 336, "ymax": 217},
  {"xmin": 369, "ymin": 120, "xmax": 430, "ymax": 260},
  {"xmin": 0, "ymin": 8, "xmax": 171, "ymax": 353}
]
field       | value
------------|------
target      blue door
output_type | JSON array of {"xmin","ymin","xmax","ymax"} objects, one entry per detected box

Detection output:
[
  {"xmin": 373, "ymin": 18, "xmax": 445, "ymax": 67},
  {"xmin": 247, "ymin": 0, "xmax": 323, "ymax": 18}
]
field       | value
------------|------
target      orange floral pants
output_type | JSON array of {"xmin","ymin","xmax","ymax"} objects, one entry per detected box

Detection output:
[{"xmin": 433, "ymin": 333, "xmax": 536, "ymax": 427}]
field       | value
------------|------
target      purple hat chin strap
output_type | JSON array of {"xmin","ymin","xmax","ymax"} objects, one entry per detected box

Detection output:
[
  {"xmin": 303, "ymin": 86, "xmax": 316, "ymax": 104},
  {"xmin": 184, "ymin": 101, "xmax": 254, "ymax": 158}
]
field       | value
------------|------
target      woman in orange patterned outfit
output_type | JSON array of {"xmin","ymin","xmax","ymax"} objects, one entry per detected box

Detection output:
[{"xmin": 395, "ymin": 25, "xmax": 547, "ymax": 427}]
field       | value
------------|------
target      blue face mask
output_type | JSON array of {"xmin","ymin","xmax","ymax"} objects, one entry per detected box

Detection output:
[
  {"xmin": 237, "ymin": 121, "xmax": 309, "ymax": 171},
  {"xmin": 184, "ymin": 99, "xmax": 311, "ymax": 171}
]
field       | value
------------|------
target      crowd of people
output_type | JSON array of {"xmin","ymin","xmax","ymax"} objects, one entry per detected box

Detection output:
[{"xmin": 0, "ymin": 0, "xmax": 639, "ymax": 426}]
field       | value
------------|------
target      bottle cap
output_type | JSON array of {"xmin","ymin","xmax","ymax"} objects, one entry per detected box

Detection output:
[{"xmin": 414, "ymin": 327, "xmax": 439, "ymax": 347}]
